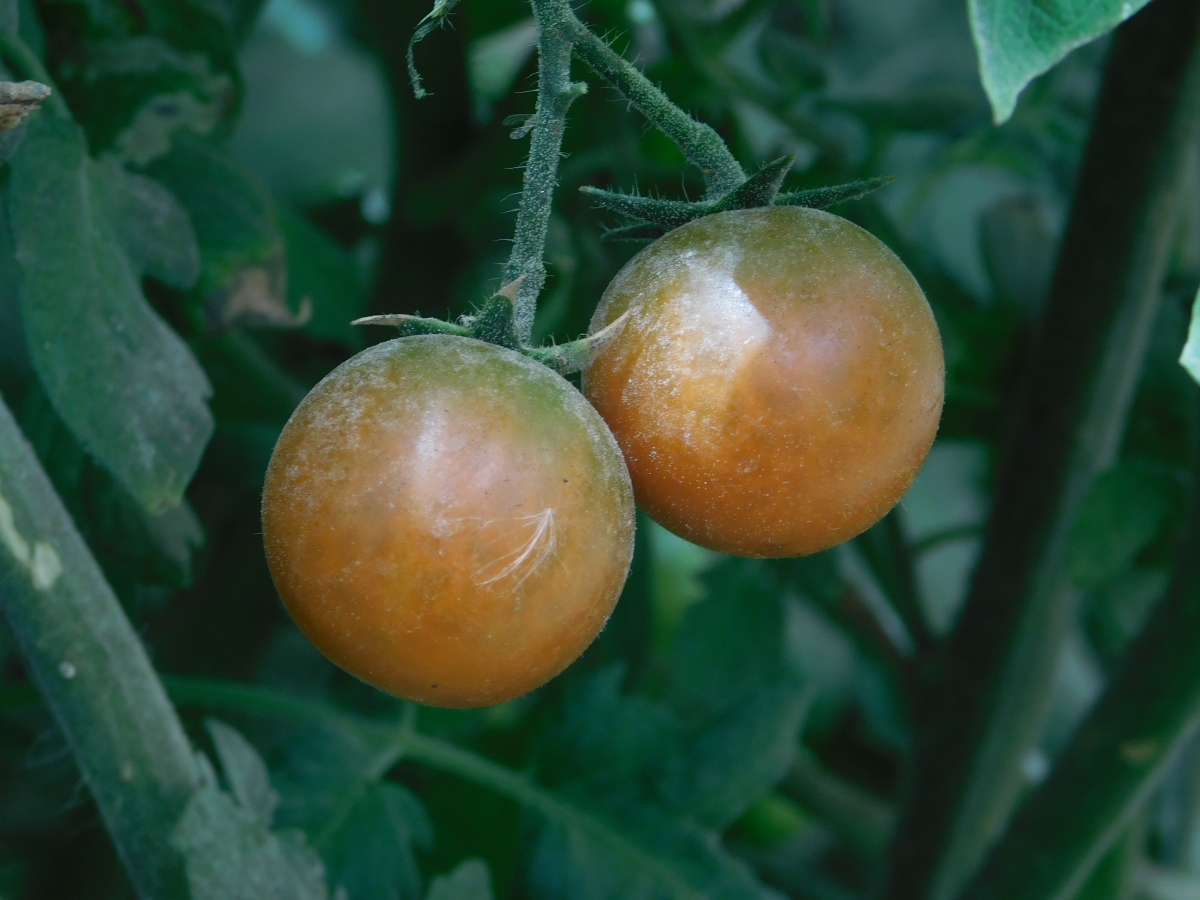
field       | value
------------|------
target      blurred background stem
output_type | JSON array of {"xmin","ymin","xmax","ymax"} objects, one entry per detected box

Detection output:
[
  {"xmin": 884, "ymin": 1, "xmax": 1200, "ymax": 897},
  {"xmin": 959, "ymin": 386, "xmax": 1200, "ymax": 900}
]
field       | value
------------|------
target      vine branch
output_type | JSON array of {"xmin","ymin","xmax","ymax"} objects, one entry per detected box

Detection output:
[{"xmin": 500, "ymin": 0, "xmax": 745, "ymax": 338}]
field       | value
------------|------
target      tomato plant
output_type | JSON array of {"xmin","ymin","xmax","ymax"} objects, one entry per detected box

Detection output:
[
  {"xmin": 584, "ymin": 207, "xmax": 945, "ymax": 557},
  {"xmin": 262, "ymin": 335, "xmax": 635, "ymax": 708},
  {"xmin": 2, "ymin": 0, "xmax": 1198, "ymax": 897}
]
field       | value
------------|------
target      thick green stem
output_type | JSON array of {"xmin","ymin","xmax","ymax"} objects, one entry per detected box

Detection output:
[
  {"xmin": 0, "ymin": 395, "xmax": 197, "ymax": 899},
  {"xmin": 884, "ymin": 2, "xmax": 1200, "ymax": 898},
  {"xmin": 957, "ymin": 400, "xmax": 1200, "ymax": 900},
  {"xmin": 563, "ymin": 10, "xmax": 744, "ymax": 197},
  {"xmin": 503, "ymin": 0, "xmax": 582, "ymax": 343}
]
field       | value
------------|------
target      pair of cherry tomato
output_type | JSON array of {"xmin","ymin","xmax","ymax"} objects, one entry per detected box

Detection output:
[{"xmin": 262, "ymin": 207, "xmax": 945, "ymax": 707}]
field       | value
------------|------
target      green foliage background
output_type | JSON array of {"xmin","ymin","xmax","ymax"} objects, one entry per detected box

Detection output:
[{"xmin": 0, "ymin": 0, "xmax": 1198, "ymax": 898}]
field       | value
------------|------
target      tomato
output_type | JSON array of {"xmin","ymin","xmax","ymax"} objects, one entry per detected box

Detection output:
[
  {"xmin": 583, "ymin": 207, "xmax": 944, "ymax": 558},
  {"xmin": 262, "ymin": 336, "xmax": 636, "ymax": 708}
]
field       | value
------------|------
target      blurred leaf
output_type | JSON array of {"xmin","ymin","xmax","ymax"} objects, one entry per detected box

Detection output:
[
  {"xmin": 173, "ymin": 759, "xmax": 331, "ymax": 900},
  {"xmin": 98, "ymin": 158, "xmax": 201, "ymax": 289},
  {"xmin": 144, "ymin": 140, "xmax": 306, "ymax": 330},
  {"xmin": 208, "ymin": 719, "xmax": 280, "ymax": 828},
  {"xmin": 18, "ymin": 381, "xmax": 204, "ymax": 589},
  {"xmin": 279, "ymin": 208, "xmax": 367, "ymax": 347},
  {"xmin": 1067, "ymin": 464, "xmax": 1177, "ymax": 590},
  {"xmin": 46, "ymin": 0, "xmax": 241, "ymax": 158},
  {"xmin": 1181, "ymin": 286, "xmax": 1200, "ymax": 384},
  {"xmin": 427, "ymin": 859, "xmax": 493, "ymax": 900},
  {"xmin": 1083, "ymin": 568, "xmax": 1170, "ymax": 668},
  {"xmin": 664, "ymin": 560, "xmax": 812, "ymax": 829},
  {"xmin": 227, "ymin": 26, "xmax": 395, "ymax": 207},
  {"xmin": 271, "ymin": 721, "xmax": 432, "ymax": 900},
  {"xmin": 528, "ymin": 560, "xmax": 806, "ymax": 899},
  {"xmin": 469, "ymin": 18, "xmax": 536, "ymax": 111},
  {"xmin": 528, "ymin": 807, "xmax": 781, "ymax": 900},
  {"xmin": 969, "ymin": 0, "xmax": 1152, "ymax": 122},
  {"xmin": 8, "ymin": 116, "xmax": 213, "ymax": 512},
  {"xmin": 327, "ymin": 782, "xmax": 432, "ymax": 900},
  {"xmin": 980, "ymin": 194, "xmax": 1055, "ymax": 317}
]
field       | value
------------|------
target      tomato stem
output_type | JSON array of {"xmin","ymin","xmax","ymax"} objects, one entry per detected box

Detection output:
[{"xmin": 505, "ymin": 0, "xmax": 746, "ymax": 335}]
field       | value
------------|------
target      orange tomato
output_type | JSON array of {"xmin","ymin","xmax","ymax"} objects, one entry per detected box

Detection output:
[
  {"xmin": 263, "ymin": 336, "xmax": 635, "ymax": 707},
  {"xmin": 583, "ymin": 207, "xmax": 944, "ymax": 557}
]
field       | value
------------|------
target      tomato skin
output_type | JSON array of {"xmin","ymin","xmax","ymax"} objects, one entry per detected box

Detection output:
[
  {"xmin": 583, "ymin": 207, "xmax": 944, "ymax": 558},
  {"xmin": 262, "ymin": 336, "xmax": 635, "ymax": 708}
]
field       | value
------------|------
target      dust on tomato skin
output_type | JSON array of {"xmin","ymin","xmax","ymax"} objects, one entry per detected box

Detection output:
[
  {"xmin": 262, "ymin": 335, "xmax": 636, "ymax": 708},
  {"xmin": 583, "ymin": 206, "xmax": 944, "ymax": 558}
]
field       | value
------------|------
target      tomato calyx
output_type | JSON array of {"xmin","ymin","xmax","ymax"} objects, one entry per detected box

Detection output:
[
  {"xmin": 582, "ymin": 154, "xmax": 895, "ymax": 242},
  {"xmin": 352, "ymin": 277, "xmax": 629, "ymax": 376}
]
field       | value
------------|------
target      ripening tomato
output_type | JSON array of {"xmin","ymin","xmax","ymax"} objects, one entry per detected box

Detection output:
[
  {"xmin": 262, "ymin": 336, "xmax": 636, "ymax": 708},
  {"xmin": 583, "ymin": 207, "xmax": 944, "ymax": 558}
]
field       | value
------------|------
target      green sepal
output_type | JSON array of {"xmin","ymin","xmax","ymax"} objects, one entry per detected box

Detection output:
[
  {"xmin": 775, "ymin": 175, "xmax": 894, "ymax": 210},
  {"xmin": 466, "ymin": 281, "xmax": 522, "ymax": 350},
  {"xmin": 522, "ymin": 311, "xmax": 631, "ymax": 375},
  {"xmin": 579, "ymin": 187, "xmax": 706, "ymax": 229},
  {"xmin": 712, "ymin": 155, "xmax": 795, "ymax": 210},
  {"xmin": 351, "ymin": 313, "xmax": 470, "ymax": 339}
]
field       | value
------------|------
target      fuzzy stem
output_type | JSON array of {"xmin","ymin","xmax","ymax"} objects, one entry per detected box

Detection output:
[
  {"xmin": 0, "ymin": 395, "xmax": 197, "ymax": 899},
  {"xmin": 503, "ymin": 0, "xmax": 582, "ymax": 343},
  {"xmin": 563, "ymin": 11, "xmax": 744, "ymax": 197},
  {"xmin": 883, "ymin": 2, "xmax": 1200, "ymax": 897}
]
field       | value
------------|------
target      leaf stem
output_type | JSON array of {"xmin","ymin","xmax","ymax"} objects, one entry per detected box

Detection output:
[
  {"xmin": 563, "ymin": 13, "xmax": 744, "ymax": 196},
  {"xmin": 504, "ymin": 0, "xmax": 744, "ymax": 337},
  {"xmin": 883, "ymin": 2, "xmax": 1200, "ymax": 897},
  {"xmin": 0, "ymin": 396, "xmax": 197, "ymax": 899}
]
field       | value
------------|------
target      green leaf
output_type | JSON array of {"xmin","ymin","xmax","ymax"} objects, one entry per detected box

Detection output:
[
  {"xmin": 665, "ymin": 560, "xmax": 811, "ymax": 829},
  {"xmin": 18, "ymin": 381, "xmax": 203, "ymax": 589},
  {"xmin": 278, "ymin": 209, "xmax": 366, "ymax": 347},
  {"xmin": 1067, "ymin": 464, "xmax": 1177, "ymax": 590},
  {"xmin": 270, "ymin": 721, "xmax": 431, "ymax": 900},
  {"xmin": 47, "ymin": 0, "xmax": 240, "ymax": 159},
  {"xmin": 98, "ymin": 159, "xmax": 201, "ymax": 289},
  {"xmin": 325, "ymin": 782, "xmax": 432, "ymax": 900},
  {"xmin": 969, "ymin": 0, "xmax": 1153, "ymax": 123},
  {"xmin": 207, "ymin": 719, "xmax": 279, "ymax": 829},
  {"xmin": 8, "ymin": 116, "xmax": 213, "ymax": 512},
  {"xmin": 173, "ymin": 768, "xmax": 331, "ymax": 900},
  {"xmin": 144, "ymin": 140, "xmax": 303, "ymax": 330},
  {"xmin": 1181, "ymin": 286, "xmax": 1200, "ymax": 384},
  {"xmin": 426, "ymin": 859, "xmax": 493, "ymax": 900}
]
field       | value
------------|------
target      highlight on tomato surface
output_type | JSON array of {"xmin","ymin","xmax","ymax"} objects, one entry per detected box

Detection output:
[
  {"xmin": 262, "ymin": 335, "xmax": 636, "ymax": 708},
  {"xmin": 583, "ymin": 206, "xmax": 945, "ymax": 558}
]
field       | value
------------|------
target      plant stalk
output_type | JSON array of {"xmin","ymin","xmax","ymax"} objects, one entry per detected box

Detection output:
[
  {"xmin": 563, "ymin": 11, "xmax": 744, "ymax": 196},
  {"xmin": 883, "ymin": 1, "xmax": 1200, "ymax": 897},
  {"xmin": 958, "ymin": 392, "xmax": 1200, "ymax": 900},
  {"xmin": 0, "ymin": 395, "xmax": 198, "ymax": 899},
  {"xmin": 503, "ymin": 0, "xmax": 582, "ymax": 342}
]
